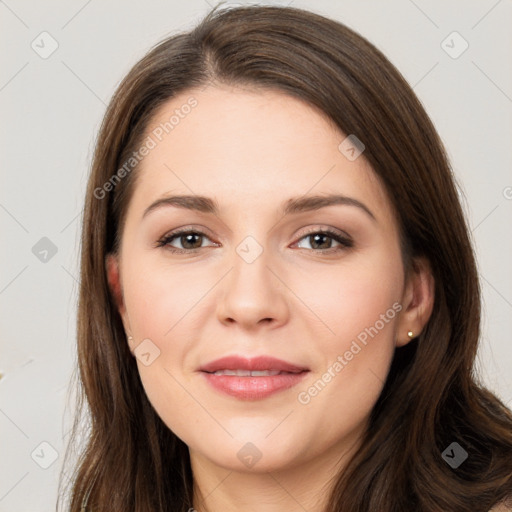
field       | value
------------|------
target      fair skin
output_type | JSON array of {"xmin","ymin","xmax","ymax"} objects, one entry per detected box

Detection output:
[{"xmin": 106, "ymin": 84, "xmax": 434, "ymax": 512}]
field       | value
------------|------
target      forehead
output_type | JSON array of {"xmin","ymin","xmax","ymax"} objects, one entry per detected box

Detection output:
[{"xmin": 127, "ymin": 85, "xmax": 393, "ymax": 225}]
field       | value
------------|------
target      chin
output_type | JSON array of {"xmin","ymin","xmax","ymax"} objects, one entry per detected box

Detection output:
[
  {"xmin": 203, "ymin": 445, "xmax": 299, "ymax": 473},
  {"xmin": 186, "ymin": 429, "xmax": 305, "ymax": 473}
]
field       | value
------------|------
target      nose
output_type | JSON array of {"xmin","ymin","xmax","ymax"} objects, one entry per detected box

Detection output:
[{"xmin": 216, "ymin": 243, "xmax": 289, "ymax": 331}]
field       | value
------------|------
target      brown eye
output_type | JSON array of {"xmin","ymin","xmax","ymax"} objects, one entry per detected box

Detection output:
[
  {"xmin": 156, "ymin": 230, "xmax": 214, "ymax": 253},
  {"xmin": 295, "ymin": 229, "xmax": 353, "ymax": 252},
  {"xmin": 175, "ymin": 232, "xmax": 204, "ymax": 250},
  {"xmin": 305, "ymin": 233, "xmax": 333, "ymax": 250}
]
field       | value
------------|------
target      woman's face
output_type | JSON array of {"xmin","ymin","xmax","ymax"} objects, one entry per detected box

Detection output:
[{"xmin": 107, "ymin": 84, "xmax": 424, "ymax": 474}]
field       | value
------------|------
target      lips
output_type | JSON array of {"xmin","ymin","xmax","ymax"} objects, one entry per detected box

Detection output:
[
  {"xmin": 210, "ymin": 369, "xmax": 282, "ymax": 376},
  {"xmin": 199, "ymin": 355, "xmax": 310, "ymax": 400},
  {"xmin": 199, "ymin": 355, "xmax": 308, "ymax": 374}
]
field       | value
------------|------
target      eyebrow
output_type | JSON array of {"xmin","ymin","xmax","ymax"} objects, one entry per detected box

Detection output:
[{"xmin": 142, "ymin": 193, "xmax": 376, "ymax": 222}]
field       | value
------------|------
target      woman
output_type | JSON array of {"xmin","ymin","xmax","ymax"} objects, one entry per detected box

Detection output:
[{"xmin": 60, "ymin": 5, "xmax": 512, "ymax": 511}]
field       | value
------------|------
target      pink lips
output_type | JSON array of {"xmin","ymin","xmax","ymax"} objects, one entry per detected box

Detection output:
[{"xmin": 199, "ymin": 355, "xmax": 310, "ymax": 400}]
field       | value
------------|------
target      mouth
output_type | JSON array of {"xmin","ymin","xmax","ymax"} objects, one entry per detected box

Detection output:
[
  {"xmin": 204, "ymin": 369, "xmax": 303, "ymax": 376},
  {"xmin": 199, "ymin": 354, "xmax": 309, "ymax": 374},
  {"xmin": 199, "ymin": 355, "xmax": 310, "ymax": 400}
]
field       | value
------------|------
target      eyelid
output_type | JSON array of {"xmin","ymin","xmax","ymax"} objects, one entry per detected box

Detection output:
[
  {"xmin": 158, "ymin": 224, "xmax": 215, "ymax": 241},
  {"xmin": 296, "ymin": 225, "xmax": 351, "ymax": 241}
]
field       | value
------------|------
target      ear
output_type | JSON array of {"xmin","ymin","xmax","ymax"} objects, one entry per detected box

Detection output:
[
  {"xmin": 105, "ymin": 253, "xmax": 131, "ymax": 336},
  {"xmin": 396, "ymin": 256, "xmax": 435, "ymax": 347}
]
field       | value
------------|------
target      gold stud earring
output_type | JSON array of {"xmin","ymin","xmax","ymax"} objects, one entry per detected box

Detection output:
[
  {"xmin": 407, "ymin": 331, "xmax": 414, "ymax": 338},
  {"xmin": 127, "ymin": 336, "xmax": 136, "ymax": 357}
]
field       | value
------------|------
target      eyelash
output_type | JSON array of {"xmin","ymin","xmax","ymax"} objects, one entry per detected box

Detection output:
[{"xmin": 155, "ymin": 227, "xmax": 354, "ymax": 255}]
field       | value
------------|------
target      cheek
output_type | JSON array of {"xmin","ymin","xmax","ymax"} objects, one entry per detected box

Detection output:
[
  {"xmin": 291, "ymin": 252, "xmax": 403, "ymax": 438},
  {"xmin": 120, "ymin": 258, "xmax": 219, "ymax": 412},
  {"xmin": 295, "ymin": 254, "xmax": 401, "ymax": 412},
  {"xmin": 120, "ymin": 260, "xmax": 212, "ymax": 439},
  {"xmin": 294, "ymin": 246, "xmax": 403, "ymax": 345},
  {"xmin": 122, "ymin": 257, "xmax": 213, "ymax": 344}
]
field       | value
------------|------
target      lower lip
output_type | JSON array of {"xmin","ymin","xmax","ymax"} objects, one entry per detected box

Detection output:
[{"xmin": 201, "ymin": 371, "xmax": 309, "ymax": 400}]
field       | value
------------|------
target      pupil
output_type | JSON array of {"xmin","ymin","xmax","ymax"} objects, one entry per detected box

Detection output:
[
  {"xmin": 183, "ymin": 234, "xmax": 201, "ymax": 249},
  {"xmin": 312, "ymin": 234, "xmax": 330, "ymax": 249}
]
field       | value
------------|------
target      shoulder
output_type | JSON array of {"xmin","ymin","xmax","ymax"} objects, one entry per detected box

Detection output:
[{"xmin": 489, "ymin": 498, "xmax": 512, "ymax": 512}]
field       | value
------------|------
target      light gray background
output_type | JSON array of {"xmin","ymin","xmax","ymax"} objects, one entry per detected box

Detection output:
[{"xmin": 1, "ymin": 1, "xmax": 511, "ymax": 510}]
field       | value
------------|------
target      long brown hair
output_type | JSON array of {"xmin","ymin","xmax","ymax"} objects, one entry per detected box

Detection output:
[{"xmin": 59, "ymin": 5, "xmax": 512, "ymax": 511}]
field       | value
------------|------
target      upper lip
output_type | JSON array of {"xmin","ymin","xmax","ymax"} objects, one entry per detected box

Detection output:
[{"xmin": 200, "ymin": 355, "xmax": 309, "ymax": 373}]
